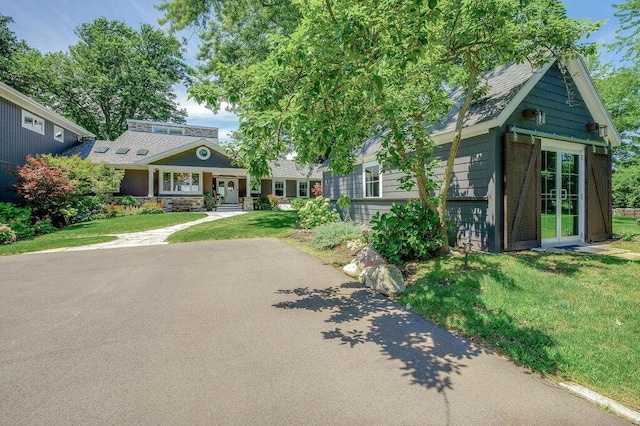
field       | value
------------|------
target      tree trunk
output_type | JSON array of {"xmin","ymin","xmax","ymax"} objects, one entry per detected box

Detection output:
[{"xmin": 437, "ymin": 53, "xmax": 477, "ymax": 255}]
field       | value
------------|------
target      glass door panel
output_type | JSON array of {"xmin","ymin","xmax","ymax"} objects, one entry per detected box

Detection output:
[
  {"xmin": 541, "ymin": 151, "xmax": 557, "ymax": 239},
  {"xmin": 560, "ymin": 153, "xmax": 579, "ymax": 238}
]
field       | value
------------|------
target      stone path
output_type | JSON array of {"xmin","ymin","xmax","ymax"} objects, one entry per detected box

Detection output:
[
  {"xmin": 544, "ymin": 243, "xmax": 640, "ymax": 261},
  {"xmin": 35, "ymin": 211, "xmax": 246, "ymax": 253}
]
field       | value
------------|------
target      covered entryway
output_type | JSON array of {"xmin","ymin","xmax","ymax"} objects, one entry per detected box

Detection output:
[
  {"xmin": 217, "ymin": 178, "xmax": 239, "ymax": 204},
  {"xmin": 540, "ymin": 140, "xmax": 584, "ymax": 247}
]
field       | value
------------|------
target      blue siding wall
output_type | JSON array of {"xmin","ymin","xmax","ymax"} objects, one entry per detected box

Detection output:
[
  {"xmin": 1, "ymin": 98, "xmax": 81, "ymax": 202},
  {"xmin": 151, "ymin": 148, "xmax": 239, "ymax": 169},
  {"xmin": 503, "ymin": 62, "xmax": 600, "ymax": 140}
]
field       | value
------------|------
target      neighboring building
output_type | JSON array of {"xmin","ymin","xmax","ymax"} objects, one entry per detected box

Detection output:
[
  {"xmin": 66, "ymin": 119, "xmax": 321, "ymax": 210},
  {"xmin": 0, "ymin": 82, "xmax": 95, "ymax": 203},
  {"xmin": 323, "ymin": 57, "xmax": 621, "ymax": 252}
]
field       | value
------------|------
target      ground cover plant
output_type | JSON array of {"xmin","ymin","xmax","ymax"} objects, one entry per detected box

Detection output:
[
  {"xmin": 167, "ymin": 211, "xmax": 298, "ymax": 243},
  {"xmin": 397, "ymin": 251, "xmax": 640, "ymax": 410},
  {"xmin": 0, "ymin": 213, "xmax": 205, "ymax": 255}
]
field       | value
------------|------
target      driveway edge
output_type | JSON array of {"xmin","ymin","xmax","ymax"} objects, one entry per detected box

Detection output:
[{"xmin": 559, "ymin": 382, "xmax": 640, "ymax": 424}]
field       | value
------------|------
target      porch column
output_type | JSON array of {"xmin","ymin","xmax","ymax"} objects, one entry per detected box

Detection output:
[
  {"xmin": 244, "ymin": 173, "xmax": 252, "ymax": 211},
  {"xmin": 147, "ymin": 167, "xmax": 155, "ymax": 197}
]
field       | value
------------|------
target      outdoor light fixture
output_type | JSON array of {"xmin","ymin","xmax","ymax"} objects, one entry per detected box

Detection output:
[
  {"xmin": 587, "ymin": 122, "xmax": 608, "ymax": 138},
  {"xmin": 522, "ymin": 108, "xmax": 546, "ymax": 125},
  {"xmin": 599, "ymin": 125, "xmax": 608, "ymax": 138}
]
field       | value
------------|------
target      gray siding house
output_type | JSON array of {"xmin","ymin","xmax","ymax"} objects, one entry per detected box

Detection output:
[
  {"xmin": 323, "ymin": 57, "xmax": 621, "ymax": 252},
  {"xmin": 0, "ymin": 82, "xmax": 95, "ymax": 202},
  {"xmin": 67, "ymin": 120, "xmax": 321, "ymax": 210}
]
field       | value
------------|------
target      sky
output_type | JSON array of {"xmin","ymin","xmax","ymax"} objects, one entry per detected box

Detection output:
[{"xmin": 1, "ymin": 0, "xmax": 627, "ymax": 141}]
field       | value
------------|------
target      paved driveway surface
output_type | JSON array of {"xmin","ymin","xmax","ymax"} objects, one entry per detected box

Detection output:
[{"xmin": 0, "ymin": 239, "xmax": 627, "ymax": 425}]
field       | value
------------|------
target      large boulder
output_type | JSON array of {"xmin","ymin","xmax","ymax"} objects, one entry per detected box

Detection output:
[
  {"xmin": 343, "ymin": 261, "xmax": 361, "ymax": 278},
  {"xmin": 359, "ymin": 264, "xmax": 406, "ymax": 296},
  {"xmin": 355, "ymin": 245, "xmax": 387, "ymax": 271}
]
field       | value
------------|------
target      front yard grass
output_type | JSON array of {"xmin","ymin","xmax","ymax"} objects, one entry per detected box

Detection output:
[
  {"xmin": 167, "ymin": 210, "xmax": 298, "ymax": 243},
  {"xmin": 0, "ymin": 213, "xmax": 206, "ymax": 255}
]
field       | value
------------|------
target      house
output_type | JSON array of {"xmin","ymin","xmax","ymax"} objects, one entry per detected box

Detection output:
[
  {"xmin": 0, "ymin": 82, "xmax": 95, "ymax": 203},
  {"xmin": 66, "ymin": 119, "xmax": 321, "ymax": 210},
  {"xmin": 323, "ymin": 57, "xmax": 621, "ymax": 252}
]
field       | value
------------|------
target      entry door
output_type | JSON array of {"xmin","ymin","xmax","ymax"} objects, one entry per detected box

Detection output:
[
  {"xmin": 541, "ymin": 149, "xmax": 583, "ymax": 245},
  {"xmin": 218, "ymin": 179, "xmax": 238, "ymax": 203}
]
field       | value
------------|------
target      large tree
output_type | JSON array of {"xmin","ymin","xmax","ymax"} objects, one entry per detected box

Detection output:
[
  {"xmin": 2, "ymin": 17, "xmax": 191, "ymax": 141},
  {"xmin": 160, "ymin": 0, "xmax": 596, "ymax": 252}
]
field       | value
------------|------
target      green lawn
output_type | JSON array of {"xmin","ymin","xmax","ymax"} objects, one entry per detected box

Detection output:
[
  {"xmin": 167, "ymin": 210, "xmax": 298, "ymax": 243},
  {"xmin": 0, "ymin": 213, "xmax": 207, "ymax": 255}
]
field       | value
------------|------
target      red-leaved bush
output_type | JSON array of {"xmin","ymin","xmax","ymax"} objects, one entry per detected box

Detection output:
[{"xmin": 15, "ymin": 155, "xmax": 77, "ymax": 226}]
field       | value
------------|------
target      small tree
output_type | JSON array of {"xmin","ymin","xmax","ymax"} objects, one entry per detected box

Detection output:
[{"xmin": 15, "ymin": 155, "xmax": 77, "ymax": 226}]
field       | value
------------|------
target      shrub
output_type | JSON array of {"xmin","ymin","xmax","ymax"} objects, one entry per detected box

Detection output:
[
  {"xmin": 290, "ymin": 198, "xmax": 309, "ymax": 210},
  {"xmin": 0, "ymin": 224, "xmax": 17, "ymax": 245},
  {"xmin": 612, "ymin": 162, "xmax": 640, "ymax": 208},
  {"xmin": 138, "ymin": 202, "xmax": 165, "ymax": 215},
  {"xmin": 298, "ymin": 196, "xmax": 340, "ymax": 229},
  {"xmin": 311, "ymin": 182, "xmax": 323, "ymax": 197},
  {"xmin": 370, "ymin": 200, "xmax": 443, "ymax": 263},
  {"xmin": 15, "ymin": 155, "xmax": 77, "ymax": 226},
  {"xmin": 267, "ymin": 194, "xmax": 281, "ymax": 210},
  {"xmin": 33, "ymin": 219, "xmax": 56, "ymax": 235},
  {"xmin": 0, "ymin": 202, "xmax": 35, "ymax": 239},
  {"xmin": 311, "ymin": 221, "xmax": 365, "ymax": 249},
  {"xmin": 336, "ymin": 194, "xmax": 351, "ymax": 221},
  {"xmin": 118, "ymin": 195, "xmax": 140, "ymax": 207},
  {"xmin": 256, "ymin": 195, "xmax": 272, "ymax": 210}
]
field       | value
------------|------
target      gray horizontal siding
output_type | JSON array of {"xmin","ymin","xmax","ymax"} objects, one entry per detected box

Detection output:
[
  {"xmin": 1, "ymin": 97, "xmax": 81, "ymax": 202},
  {"xmin": 323, "ymin": 164, "xmax": 363, "ymax": 200},
  {"xmin": 152, "ymin": 148, "xmax": 239, "ymax": 169},
  {"xmin": 503, "ymin": 62, "xmax": 600, "ymax": 141}
]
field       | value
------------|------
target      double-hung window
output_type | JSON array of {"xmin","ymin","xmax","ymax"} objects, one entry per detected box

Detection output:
[
  {"xmin": 363, "ymin": 161, "xmax": 381, "ymax": 197},
  {"xmin": 298, "ymin": 181, "xmax": 309, "ymax": 198},
  {"xmin": 273, "ymin": 180, "xmax": 285, "ymax": 197}
]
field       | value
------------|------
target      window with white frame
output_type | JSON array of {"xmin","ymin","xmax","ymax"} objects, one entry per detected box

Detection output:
[
  {"xmin": 22, "ymin": 110, "xmax": 45, "ymax": 135},
  {"xmin": 53, "ymin": 125, "xmax": 64, "ymax": 142},
  {"xmin": 274, "ymin": 180, "xmax": 285, "ymax": 197},
  {"xmin": 161, "ymin": 171, "xmax": 201, "ymax": 194},
  {"xmin": 363, "ymin": 161, "xmax": 381, "ymax": 197},
  {"xmin": 298, "ymin": 180, "xmax": 309, "ymax": 198}
]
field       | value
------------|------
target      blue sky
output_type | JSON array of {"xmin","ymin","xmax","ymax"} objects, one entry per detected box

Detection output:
[{"xmin": 2, "ymin": 0, "xmax": 626, "ymax": 140}]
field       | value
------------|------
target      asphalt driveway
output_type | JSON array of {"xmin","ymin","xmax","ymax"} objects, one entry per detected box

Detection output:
[{"xmin": 0, "ymin": 238, "xmax": 627, "ymax": 425}]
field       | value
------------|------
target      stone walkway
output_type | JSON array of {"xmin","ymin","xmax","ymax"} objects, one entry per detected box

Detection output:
[
  {"xmin": 36, "ymin": 211, "xmax": 247, "ymax": 253},
  {"xmin": 543, "ymin": 242, "xmax": 640, "ymax": 261}
]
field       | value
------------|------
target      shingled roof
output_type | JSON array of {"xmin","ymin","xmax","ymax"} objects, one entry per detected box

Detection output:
[
  {"xmin": 354, "ymin": 60, "xmax": 541, "ymax": 159},
  {"xmin": 268, "ymin": 159, "xmax": 322, "ymax": 179},
  {"xmin": 64, "ymin": 130, "xmax": 223, "ymax": 165}
]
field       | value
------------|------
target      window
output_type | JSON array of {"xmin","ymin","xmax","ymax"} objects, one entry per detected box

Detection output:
[
  {"xmin": 116, "ymin": 148, "xmax": 130, "ymax": 154},
  {"xmin": 274, "ymin": 180, "xmax": 285, "ymax": 197},
  {"xmin": 152, "ymin": 125, "xmax": 184, "ymax": 135},
  {"xmin": 161, "ymin": 171, "xmax": 201, "ymax": 194},
  {"xmin": 363, "ymin": 161, "xmax": 381, "ymax": 197},
  {"xmin": 298, "ymin": 181, "xmax": 309, "ymax": 198},
  {"xmin": 196, "ymin": 146, "xmax": 211, "ymax": 160},
  {"xmin": 94, "ymin": 146, "xmax": 109, "ymax": 153},
  {"xmin": 136, "ymin": 149, "xmax": 149, "ymax": 156},
  {"xmin": 54, "ymin": 125, "xmax": 64, "ymax": 142},
  {"xmin": 22, "ymin": 110, "xmax": 45, "ymax": 135}
]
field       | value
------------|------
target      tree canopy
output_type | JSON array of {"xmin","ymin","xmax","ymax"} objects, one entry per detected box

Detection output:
[
  {"xmin": 1, "ymin": 16, "xmax": 191, "ymax": 140},
  {"xmin": 162, "ymin": 0, "xmax": 596, "ymax": 251}
]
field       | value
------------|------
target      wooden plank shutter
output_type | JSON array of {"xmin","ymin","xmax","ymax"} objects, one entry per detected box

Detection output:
[
  {"xmin": 585, "ymin": 146, "xmax": 612, "ymax": 242},
  {"xmin": 504, "ymin": 133, "xmax": 541, "ymax": 251}
]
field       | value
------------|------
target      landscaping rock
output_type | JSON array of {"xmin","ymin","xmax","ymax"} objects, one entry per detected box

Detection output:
[
  {"xmin": 343, "ymin": 261, "xmax": 361, "ymax": 278},
  {"xmin": 355, "ymin": 245, "xmax": 387, "ymax": 271},
  {"xmin": 359, "ymin": 264, "xmax": 406, "ymax": 296}
]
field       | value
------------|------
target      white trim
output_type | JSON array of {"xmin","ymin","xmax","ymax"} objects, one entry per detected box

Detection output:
[
  {"xmin": 565, "ymin": 57, "xmax": 622, "ymax": 147},
  {"xmin": 21, "ymin": 110, "xmax": 45, "ymax": 135},
  {"xmin": 362, "ymin": 160, "xmax": 382, "ymax": 198},
  {"xmin": 540, "ymin": 140, "xmax": 585, "ymax": 246},
  {"xmin": 53, "ymin": 125, "xmax": 64, "ymax": 142},
  {"xmin": 1, "ymin": 81, "xmax": 94, "ymax": 138},
  {"xmin": 157, "ymin": 167, "xmax": 203, "ymax": 195},
  {"xmin": 272, "ymin": 179, "xmax": 286, "ymax": 197},
  {"xmin": 297, "ymin": 180, "xmax": 309, "ymax": 198},
  {"xmin": 137, "ymin": 139, "xmax": 227, "ymax": 164},
  {"xmin": 196, "ymin": 146, "xmax": 211, "ymax": 160}
]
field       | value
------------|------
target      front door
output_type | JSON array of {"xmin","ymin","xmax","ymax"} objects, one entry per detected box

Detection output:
[
  {"xmin": 217, "ymin": 178, "xmax": 238, "ymax": 204},
  {"xmin": 541, "ymin": 147, "xmax": 584, "ymax": 246}
]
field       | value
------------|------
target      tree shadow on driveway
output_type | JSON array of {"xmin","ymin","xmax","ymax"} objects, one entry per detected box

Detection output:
[{"xmin": 274, "ymin": 282, "xmax": 484, "ymax": 392}]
